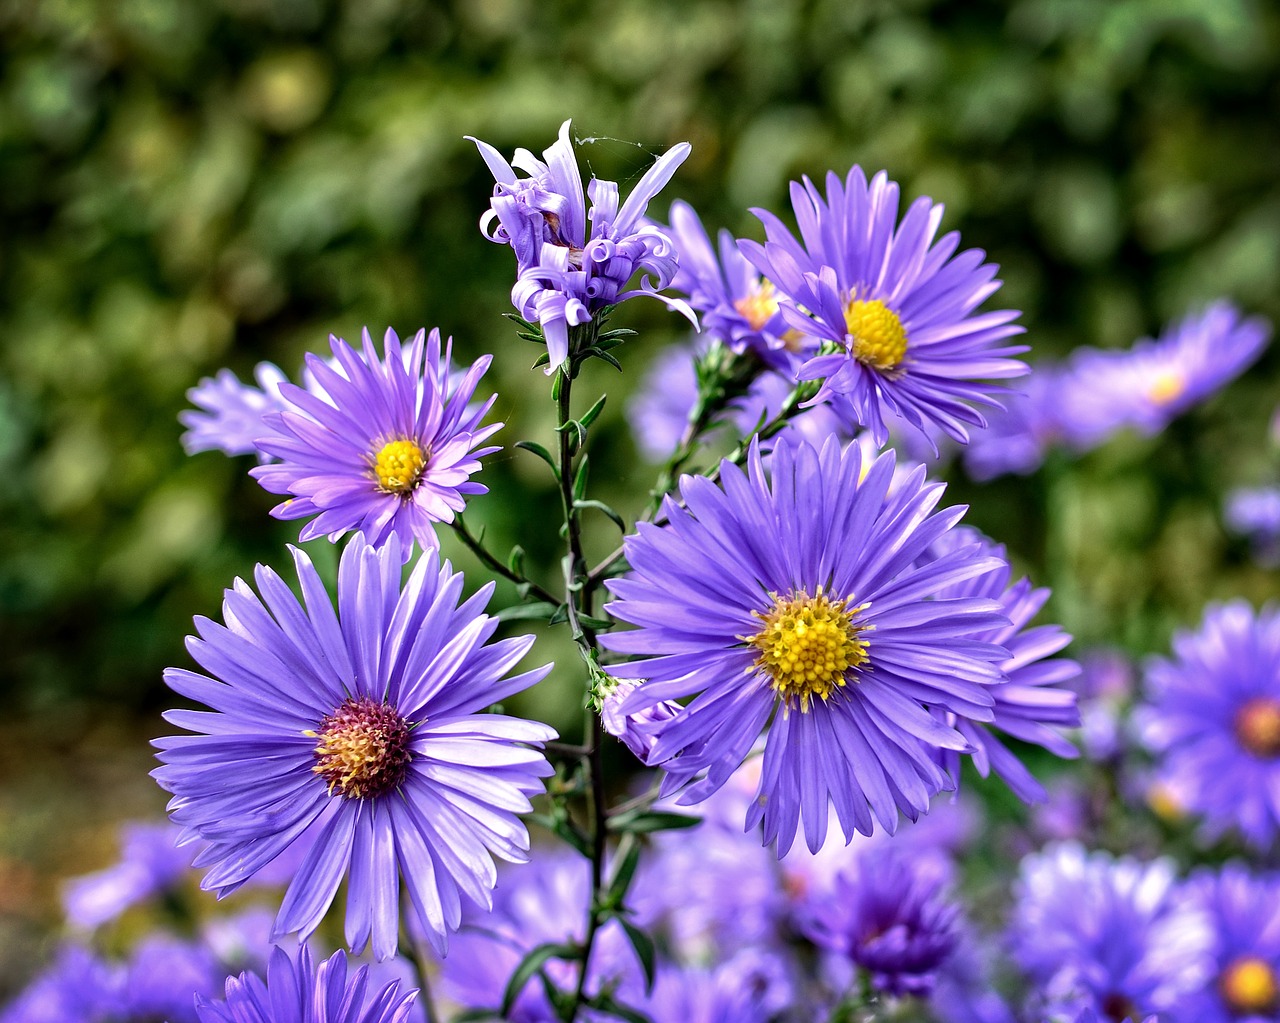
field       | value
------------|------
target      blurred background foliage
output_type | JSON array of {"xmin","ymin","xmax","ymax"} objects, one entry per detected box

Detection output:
[{"xmin": 1, "ymin": 0, "xmax": 1279, "ymax": 993}]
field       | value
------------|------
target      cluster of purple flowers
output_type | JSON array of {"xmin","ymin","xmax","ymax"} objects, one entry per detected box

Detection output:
[{"xmin": 12, "ymin": 119, "xmax": 1279, "ymax": 1023}]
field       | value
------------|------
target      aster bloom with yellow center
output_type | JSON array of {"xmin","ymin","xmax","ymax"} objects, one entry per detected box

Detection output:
[
  {"xmin": 1140, "ymin": 600, "xmax": 1280, "ymax": 850},
  {"xmin": 153, "ymin": 535, "xmax": 556, "ymax": 959},
  {"xmin": 601, "ymin": 435, "xmax": 1013, "ymax": 856},
  {"xmin": 738, "ymin": 167, "xmax": 1028, "ymax": 447},
  {"xmin": 250, "ymin": 327, "xmax": 500, "ymax": 557},
  {"xmin": 1174, "ymin": 864, "xmax": 1280, "ymax": 1023},
  {"xmin": 1055, "ymin": 301, "xmax": 1271, "ymax": 450}
]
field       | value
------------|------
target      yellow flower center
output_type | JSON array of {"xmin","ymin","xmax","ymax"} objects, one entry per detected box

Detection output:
[
  {"xmin": 844, "ymin": 297, "xmax": 908, "ymax": 371},
  {"xmin": 1235, "ymin": 697, "xmax": 1280, "ymax": 759},
  {"xmin": 746, "ymin": 588, "xmax": 870, "ymax": 712},
  {"xmin": 1147, "ymin": 369, "xmax": 1185, "ymax": 406},
  {"xmin": 373, "ymin": 438, "xmax": 426, "ymax": 495},
  {"xmin": 734, "ymin": 280, "xmax": 780, "ymax": 332},
  {"xmin": 307, "ymin": 696, "xmax": 414, "ymax": 800},
  {"xmin": 1220, "ymin": 956, "xmax": 1279, "ymax": 1015}
]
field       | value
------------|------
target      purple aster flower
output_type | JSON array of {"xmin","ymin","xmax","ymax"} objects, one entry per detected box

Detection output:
[
  {"xmin": 195, "ymin": 945, "xmax": 418, "ymax": 1023},
  {"xmin": 250, "ymin": 327, "xmax": 500, "ymax": 555},
  {"xmin": 1140, "ymin": 600, "xmax": 1280, "ymax": 850},
  {"xmin": 602, "ymin": 434, "xmax": 1011, "ymax": 855},
  {"xmin": 440, "ymin": 850, "xmax": 641, "ymax": 1023},
  {"xmin": 1056, "ymin": 302, "xmax": 1271, "ymax": 448},
  {"xmin": 739, "ymin": 167, "xmax": 1027, "ymax": 447},
  {"xmin": 924, "ymin": 526, "xmax": 1081, "ymax": 803},
  {"xmin": 800, "ymin": 848, "xmax": 962, "ymax": 999},
  {"xmin": 663, "ymin": 200, "xmax": 795, "ymax": 367},
  {"xmin": 600, "ymin": 678, "xmax": 682, "ymax": 762},
  {"xmin": 62, "ymin": 820, "xmax": 194, "ymax": 930},
  {"xmin": 180, "ymin": 362, "xmax": 290, "ymax": 458},
  {"xmin": 470, "ymin": 120, "xmax": 695, "ymax": 374},
  {"xmin": 1173, "ymin": 863, "xmax": 1280, "ymax": 1023},
  {"xmin": 0, "ymin": 945, "xmax": 116, "ymax": 1023},
  {"xmin": 961, "ymin": 364, "xmax": 1063, "ymax": 481},
  {"xmin": 1225, "ymin": 486, "xmax": 1280, "ymax": 569},
  {"xmin": 1010, "ymin": 843, "xmax": 1211, "ymax": 1021},
  {"xmin": 153, "ymin": 535, "xmax": 556, "ymax": 959},
  {"xmin": 626, "ymin": 951, "xmax": 795, "ymax": 1023}
]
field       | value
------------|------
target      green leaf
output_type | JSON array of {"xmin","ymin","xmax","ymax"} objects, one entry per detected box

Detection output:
[
  {"xmin": 607, "ymin": 809, "xmax": 701, "ymax": 835},
  {"xmin": 532, "ymin": 351, "xmax": 551, "ymax": 368},
  {"xmin": 579, "ymin": 393, "xmax": 608, "ymax": 428},
  {"xmin": 616, "ymin": 921, "xmax": 657, "ymax": 994},
  {"xmin": 508, "ymin": 544, "xmax": 526, "ymax": 574},
  {"xmin": 575, "ymin": 612, "xmax": 615, "ymax": 631},
  {"xmin": 572, "ymin": 454, "xmax": 590, "ymax": 502},
  {"xmin": 500, "ymin": 941, "xmax": 582, "ymax": 1018},
  {"xmin": 514, "ymin": 440, "xmax": 559, "ymax": 479},
  {"xmin": 527, "ymin": 812, "xmax": 592, "ymax": 856},
  {"xmin": 604, "ymin": 835, "xmax": 642, "ymax": 909},
  {"xmin": 556, "ymin": 418, "xmax": 587, "ymax": 453},
  {"xmin": 547, "ymin": 603, "xmax": 569, "ymax": 626},
  {"xmin": 588, "ymin": 348, "xmax": 624, "ymax": 372},
  {"xmin": 494, "ymin": 601, "xmax": 559, "ymax": 623},
  {"xmin": 574, "ymin": 498, "xmax": 625, "ymax": 533}
]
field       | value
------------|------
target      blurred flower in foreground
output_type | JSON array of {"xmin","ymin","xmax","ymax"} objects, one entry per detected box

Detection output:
[
  {"xmin": 250, "ymin": 327, "xmax": 500, "ymax": 555},
  {"xmin": 1010, "ymin": 843, "xmax": 1210, "ymax": 1021},
  {"xmin": 1174, "ymin": 863, "xmax": 1280, "ymax": 1023},
  {"xmin": 740, "ymin": 167, "xmax": 1027, "ymax": 447},
  {"xmin": 470, "ymin": 119, "xmax": 694, "ymax": 373},
  {"xmin": 1056, "ymin": 302, "xmax": 1271, "ymax": 448},
  {"xmin": 1225, "ymin": 486, "xmax": 1280, "ymax": 568},
  {"xmin": 154, "ymin": 535, "xmax": 555, "ymax": 958},
  {"xmin": 195, "ymin": 945, "xmax": 418, "ymax": 1023},
  {"xmin": 1141, "ymin": 600, "xmax": 1280, "ymax": 850},
  {"xmin": 63, "ymin": 820, "xmax": 192, "ymax": 930},
  {"xmin": 603, "ymin": 435, "xmax": 1010, "ymax": 855},
  {"xmin": 180, "ymin": 362, "xmax": 290, "ymax": 458}
]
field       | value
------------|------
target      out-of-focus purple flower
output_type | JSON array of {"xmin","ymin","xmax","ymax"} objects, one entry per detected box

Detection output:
[
  {"xmin": 663, "ymin": 200, "xmax": 794, "ymax": 367},
  {"xmin": 62, "ymin": 820, "xmax": 194, "ymax": 930},
  {"xmin": 1072, "ymin": 648, "xmax": 1136, "ymax": 761},
  {"xmin": 800, "ymin": 848, "xmax": 962, "ymax": 998},
  {"xmin": 1225, "ymin": 486, "xmax": 1280, "ymax": 569},
  {"xmin": 180, "ymin": 363, "xmax": 290, "ymax": 458},
  {"xmin": 251, "ymin": 328, "xmax": 500, "ymax": 556},
  {"xmin": 195, "ymin": 945, "xmax": 418, "ymax": 1023},
  {"xmin": 1056, "ymin": 302, "xmax": 1271, "ymax": 448},
  {"xmin": 0, "ymin": 945, "xmax": 115, "ymax": 1023},
  {"xmin": 1140, "ymin": 600, "xmax": 1280, "ymax": 850},
  {"xmin": 925, "ymin": 526, "xmax": 1081, "ymax": 803},
  {"xmin": 1172, "ymin": 863, "xmax": 1280, "ymax": 1023},
  {"xmin": 739, "ymin": 167, "xmax": 1027, "ymax": 447},
  {"xmin": 440, "ymin": 851, "xmax": 641, "ymax": 1023},
  {"xmin": 603, "ymin": 436, "xmax": 1011, "ymax": 855},
  {"xmin": 470, "ymin": 120, "xmax": 695, "ymax": 374},
  {"xmin": 962, "ymin": 365, "xmax": 1062, "ymax": 481},
  {"xmin": 626, "ymin": 950, "xmax": 794, "ymax": 1023},
  {"xmin": 154, "ymin": 535, "xmax": 556, "ymax": 959},
  {"xmin": 1010, "ymin": 843, "xmax": 1211, "ymax": 1020}
]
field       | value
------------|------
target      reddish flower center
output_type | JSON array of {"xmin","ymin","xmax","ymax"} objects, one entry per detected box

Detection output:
[
  {"xmin": 1235, "ymin": 697, "xmax": 1280, "ymax": 758},
  {"xmin": 1220, "ymin": 955, "xmax": 1279, "ymax": 1015},
  {"xmin": 308, "ymin": 696, "xmax": 413, "ymax": 800}
]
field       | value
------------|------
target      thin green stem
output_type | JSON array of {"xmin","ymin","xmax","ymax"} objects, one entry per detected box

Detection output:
[{"xmin": 449, "ymin": 516, "xmax": 559, "ymax": 606}]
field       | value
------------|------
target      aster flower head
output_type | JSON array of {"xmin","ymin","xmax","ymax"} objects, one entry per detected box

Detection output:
[
  {"xmin": 1010, "ymin": 843, "xmax": 1211, "ymax": 1021},
  {"xmin": 195, "ymin": 945, "xmax": 418, "ymax": 1023},
  {"xmin": 1140, "ymin": 600, "xmax": 1280, "ymax": 850},
  {"xmin": 1225, "ymin": 486, "xmax": 1280, "ymax": 569},
  {"xmin": 961, "ymin": 364, "xmax": 1065, "ymax": 481},
  {"xmin": 800, "ymin": 848, "xmax": 962, "ymax": 998},
  {"xmin": 62, "ymin": 820, "xmax": 193, "ymax": 930},
  {"xmin": 154, "ymin": 535, "xmax": 556, "ymax": 959},
  {"xmin": 1175, "ymin": 863, "xmax": 1280, "ymax": 1023},
  {"xmin": 739, "ymin": 167, "xmax": 1027, "ymax": 447},
  {"xmin": 663, "ymin": 199, "xmax": 795, "ymax": 366},
  {"xmin": 250, "ymin": 327, "xmax": 500, "ymax": 556},
  {"xmin": 1057, "ymin": 301, "xmax": 1271, "ymax": 449},
  {"xmin": 603, "ymin": 434, "xmax": 1012, "ymax": 855},
  {"xmin": 924, "ymin": 526, "xmax": 1081, "ymax": 803},
  {"xmin": 470, "ymin": 120, "xmax": 695, "ymax": 374},
  {"xmin": 181, "ymin": 362, "xmax": 290, "ymax": 458}
]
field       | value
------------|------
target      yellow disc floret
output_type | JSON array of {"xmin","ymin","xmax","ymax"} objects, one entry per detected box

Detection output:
[
  {"xmin": 1220, "ymin": 955, "xmax": 1280, "ymax": 1015},
  {"xmin": 734, "ymin": 279, "xmax": 781, "ymax": 332},
  {"xmin": 1147, "ymin": 369, "xmax": 1185, "ymax": 406},
  {"xmin": 845, "ymin": 297, "xmax": 908, "ymax": 371},
  {"xmin": 307, "ymin": 696, "xmax": 413, "ymax": 800},
  {"xmin": 373, "ymin": 438, "xmax": 426, "ymax": 495},
  {"xmin": 746, "ymin": 588, "xmax": 871, "ymax": 712}
]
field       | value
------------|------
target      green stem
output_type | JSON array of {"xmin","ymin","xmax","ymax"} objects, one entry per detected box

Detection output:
[{"xmin": 449, "ymin": 516, "xmax": 559, "ymax": 606}]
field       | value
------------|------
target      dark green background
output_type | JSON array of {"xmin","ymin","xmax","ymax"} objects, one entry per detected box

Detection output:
[{"xmin": 2, "ymin": 0, "xmax": 1279, "ymax": 997}]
